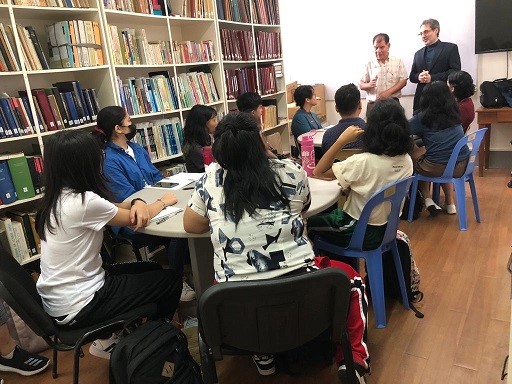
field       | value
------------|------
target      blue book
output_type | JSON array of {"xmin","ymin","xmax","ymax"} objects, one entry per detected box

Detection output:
[
  {"xmin": 0, "ymin": 160, "xmax": 17, "ymax": 204},
  {"xmin": 61, "ymin": 92, "xmax": 79, "ymax": 125},
  {"xmin": 18, "ymin": 95, "xmax": 35, "ymax": 129},
  {"xmin": 0, "ymin": 98, "xmax": 20, "ymax": 137}
]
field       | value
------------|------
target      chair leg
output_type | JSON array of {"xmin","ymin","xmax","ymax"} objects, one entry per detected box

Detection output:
[
  {"xmin": 52, "ymin": 345, "xmax": 58, "ymax": 379},
  {"xmin": 454, "ymin": 179, "xmax": 468, "ymax": 231},
  {"xmin": 391, "ymin": 242, "xmax": 410, "ymax": 310},
  {"xmin": 364, "ymin": 252, "xmax": 387, "ymax": 328},
  {"xmin": 73, "ymin": 346, "xmax": 81, "ymax": 384},
  {"xmin": 407, "ymin": 178, "xmax": 419, "ymax": 222},
  {"xmin": 432, "ymin": 183, "xmax": 441, "ymax": 204},
  {"xmin": 199, "ymin": 333, "xmax": 218, "ymax": 384},
  {"xmin": 468, "ymin": 175, "xmax": 481, "ymax": 223}
]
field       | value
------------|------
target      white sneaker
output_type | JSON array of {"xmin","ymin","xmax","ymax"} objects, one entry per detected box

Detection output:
[
  {"xmin": 445, "ymin": 204, "xmax": 457, "ymax": 215},
  {"xmin": 252, "ymin": 354, "xmax": 276, "ymax": 376},
  {"xmin": 181, "ymin": 280, "xmax": 196, "ymax": 302},
  {"xmin": 88, "ymin": 333, "xmax": 120, "ymax": 360}
]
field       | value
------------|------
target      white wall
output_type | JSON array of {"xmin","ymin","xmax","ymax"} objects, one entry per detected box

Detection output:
[{"xmin": 280, "ymin": 1, "xmax": 512, "ymax": 152}]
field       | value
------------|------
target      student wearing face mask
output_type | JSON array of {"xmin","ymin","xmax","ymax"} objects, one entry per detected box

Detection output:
[{"xmin": 92, "ymin": 106, "xmax": 196, "ymax": 307}]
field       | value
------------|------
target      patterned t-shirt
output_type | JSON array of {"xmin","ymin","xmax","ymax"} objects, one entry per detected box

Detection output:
[{"xmin": 188, "ymin": 159, "xmax": 314, "ymax": 282}]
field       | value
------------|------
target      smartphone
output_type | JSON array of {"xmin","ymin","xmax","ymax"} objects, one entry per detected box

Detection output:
[{"xmin": 152, "ymin": 181, "xmax": 179, "ymax": 188}]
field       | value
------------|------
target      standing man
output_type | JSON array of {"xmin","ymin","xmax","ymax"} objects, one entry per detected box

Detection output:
[
  {"xmin": 360, "ymin": 33, "xmax": 408, "ymax": 116},
  {"xmin": 409, "ymin": 18, "xmax": 461, "ymax": 114}
]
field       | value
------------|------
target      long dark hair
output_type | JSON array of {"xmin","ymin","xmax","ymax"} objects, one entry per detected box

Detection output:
[
  {"xmin": 35, "ymin": 130, "xmax": 112, "ymax": 240},
  {"xmin": 91, "ymin": 106, "xmax": 126, "ymax": 148},
  {"xmin": 364, "ymin": 99, "xmax": 413, "ymax": 156},
  {"xmin": 183, "ymin": 105, "xmax": 217, "ymax": 147},
  {"xmin": 419, "ymin": 81, "xmax": 460, "ymax": 130},
  {"xmin": 212, "ymin": 112, "xmax": 289, "ymax": 225},
  {"xmin": 448, "ymin": 70, "xmax": 475, "ymax": 101}
]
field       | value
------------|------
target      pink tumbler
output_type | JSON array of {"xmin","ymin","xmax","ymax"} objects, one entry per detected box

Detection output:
[{"xmin": 301, "ymin": 134, "xmax": 315, "ymax": 176}]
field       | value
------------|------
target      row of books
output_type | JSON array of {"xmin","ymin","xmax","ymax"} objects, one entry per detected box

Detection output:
[
  {"xmin": 255, "ymin": 31, "xmax": 282, "ymax": 60},
  {"xmin": 177, "ymin": 0, "xmax": 215, "ymax": 18},
  {"xmin": 47, "ymin": 20, "xmax": 104, "ymax": 69},
  {"xmin": 133, "ymin": 117, "xmax": 184, "ymax": 161},
  {"xmin": 0, "ymin": 92, "xmax": 36, "ymax": 138},
  {"xmin": 0, "ymin": 153, "xmax": 43, "ymax": 206},
  {"xmin": 173, "ymin": 40, "xmax": 216, "ymax": 64},
  {"xmin": 224, "ymin": 67, "xmax": 257, "ymax": 99},
  {"xmin": 251, "ymin": 0, "xmax": 279, "ymax": 25},
  {"xmin": 0, "ymin": 210, "xmax": 40, "ymax": 264},
  {"xmin": 216, "ymin": 0, "xmax": 250, "ymax": 22},
  {"xmin": 117, "ymin": 73, "xmax": 180, "ymax": 116},
  {"xmin": 108, "ymin": 26, "xmax": 173, "ymax": 66},
  {"xmin": 104, "ymin": 0, "xmax": 169, "ymax": 15},
  {"xmin": 220, "ymin": 29, "xmax": 254, "ymax": 61},
  {"xmin": 258, "ymin": 65, "xmax": 277, "ymax": 95},
  {"xmin": 10, "ymin": 0, "xmax": 90, "ymax": 6},
  {"xmin": 0, "ymin": 23, "xmax": 21, "ymax": 72},
  {"xmin": 261, "ymin": 101, "xmax": 277, "ymax": 129},
  {"xmin": 176, "ymin": 68, "xmax": 220, "ymax": 108}
]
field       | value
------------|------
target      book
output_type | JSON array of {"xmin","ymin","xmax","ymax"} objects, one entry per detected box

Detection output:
[
  {"xmin": 0, "ymin": 96, "xmax": 21, "ymax": 137},
  {"xmin": 10, "ymin": 219, "xmax": 31, "ymax": 262},
  {"xmin": 0, "ymin": 216, "xmax": 22, "ymax": 263},
  {"xmin": 25, "ymin": 155, "xmax": 43, "ymax": 195},
  {"xmin": 32, "ymin": 89, "xmax": 57, "ymax": 130},
  {"xmin": 50, "ymin": 87, "xmax": 70, "ymax": 128},
  {"xmin": 0, "ymin": 160, "xmax": 17, "ymax": 204},
  {"xmin": 44, "ymin": 89, "xmax": 64, "ymax": 129},
  {"xmin": 6, "ymin": 153, "xmax": 36, "ymax": 200},
  {"xmin": 6, "ymin": 209, "xmax": 38, "ymax": 256},
  {"xmin": 25, "ymin": 25, "xmax": 50, "ymax": 70}
]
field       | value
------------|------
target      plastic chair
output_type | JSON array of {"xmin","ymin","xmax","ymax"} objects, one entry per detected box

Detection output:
[
  {"xmin": 197, "ymin": 268, "xmax": 358, "ymax": 384},
  {"xmin": 313, "ymin": 176, "xmax": 414, "ymax": 329},
  {"xmin": 407, "ymin": 128, "xmax": 488, "ymax": 231},
  {"xmin": 0, "ymin": 245, "xmax": 157, "ymax": 384}
]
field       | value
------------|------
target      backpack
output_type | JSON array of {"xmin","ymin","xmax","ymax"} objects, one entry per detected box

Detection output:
[
  {"xmin": 479, "ymin": 81, "xmax": 508, "ymax": 108},
  {"xmin": 492, "ymin": 78, "xmax": 512, "ymax": 107},
  {"xmin": 109, "ymin": 320, "xmax": 204, "ymax": 384},
  {"xmin": 367, "ymin": 230, "xmax": 424, "ymax": 319},
  {"xmin": 400, "ymin": 187, "xmax": 423, "ymax": 221}
]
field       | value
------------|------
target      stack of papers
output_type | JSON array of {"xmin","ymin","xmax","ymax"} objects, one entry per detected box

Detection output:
[
  {"xmin": 150, "ymin": 172, "xmax": 204, "ymax": 190},
  {"xmin": 150, "ymin": 206, "xmax": 184, "ymax": 223}
]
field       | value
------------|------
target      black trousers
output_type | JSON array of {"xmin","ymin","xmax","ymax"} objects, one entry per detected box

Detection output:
[{"xmin": 69, "ymin": 268, "xmax": 182, "ymax": 328}]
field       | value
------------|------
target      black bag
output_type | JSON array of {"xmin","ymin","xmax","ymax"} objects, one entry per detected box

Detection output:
[
  {"xmin": 109, "ymin": 320, "xmax": 204, "ymax": 384},
  {"xmin": 480, "ymin": 80, "xmax": 508, "ymax": 108},
  {"xmin": 400, "ymin": 187, "xmax": 423, "ymax": 221},
  {"xmin": 492, "ymin": 78, "xmax": 512, "ymax": 107},
  {"xmin": 366, "ymin": 231, "xmax": 424, "ymax": 319}
]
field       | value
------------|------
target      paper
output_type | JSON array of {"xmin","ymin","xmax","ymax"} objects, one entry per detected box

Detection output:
[
  {"xmin": 149, "ymin": 172, "xmax": 203, "ymax": 190},
  {"xmin": 150, "ymin": 206, "xmax": 183, "ymax": 223}
]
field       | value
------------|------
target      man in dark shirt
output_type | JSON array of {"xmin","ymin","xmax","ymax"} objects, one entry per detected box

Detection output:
[
  {"xmin": 409, "ymin": 18, "xmax": 461, "ymax": 114},
  {"xmin": 322, "ymin": 83, "xmax": 366, "ymax": 154}
]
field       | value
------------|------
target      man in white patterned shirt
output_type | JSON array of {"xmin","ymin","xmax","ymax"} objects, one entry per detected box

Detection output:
[{"xmin": 360, "ymin": 33, "xmax": 408, "ymax": 116}]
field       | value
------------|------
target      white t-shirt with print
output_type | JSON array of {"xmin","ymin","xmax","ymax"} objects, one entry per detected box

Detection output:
[
  {"xmin": 332, "ymin": 152, "xmax": 413, "ymax": 225},
  {"xmin": 37, "ymin": 191, "xmax": 118, "ymax": 319},
  {"xmin": 188, "ymin": 159, "xmax": 315, "ymax": 282}
]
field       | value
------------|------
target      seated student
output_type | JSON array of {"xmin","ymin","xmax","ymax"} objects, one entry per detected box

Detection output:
[
  {"xmin": 322, "ymin": 83, "xmax": 366, "ymax": 154},
  {"xmin": 291, "ymin": 85, "xmax": 323, "ymax": 160},
  {"xmin": 92, "ymin": 106, "xmax": 195, "ymax": 302},
  {"xmin": 308, "ymin": 99, "xmax": 413, "ymax": 250},
  {"xmin": 447, "ymin": 70, "xmax": 475, "ymax": 133},
  {"xmin": 409, "ymin": 81, "xmax": 470, "ymax": 216},
  {"xmin": 0, "ymin": 300, "xmax": 49, "ymax": 377},
  {"xmin": 183, "ymin": 113, "xmax": 370, "ymax": 383},
  {"xmin": 35, "ymin": 130, "xmax": 182, "ymax": 359},
  {"xmin": 236, "ymin": 91, "xmax": 263, "ymax": 120},
  {"xmin": 182, "ymin": 105, "xmax": 218, "ymax": 173}
]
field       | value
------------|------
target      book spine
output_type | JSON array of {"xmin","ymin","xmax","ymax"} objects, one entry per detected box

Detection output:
[
  {"xmin": 0, "ymin": 160, "xmax": 17, "ymax": 204},
  {"xmin": 7, "ymin": 156, "xmax": 36, "ymax": 200}
]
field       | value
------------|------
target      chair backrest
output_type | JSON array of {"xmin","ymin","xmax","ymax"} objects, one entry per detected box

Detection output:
[
  {"xmin": 441, "ymin": 128, "xmax": 488, "ymax": 178},
  {"xmin": 348, "ymin": 176, "xmax": 414, "ymax": 251},
  {"xmin": 0, "ymin": 245, "xmax": 58, "ymax": 339},
  {"xmin": 197, "ymin": 268, "xmax": 351, "ymax": 356}
]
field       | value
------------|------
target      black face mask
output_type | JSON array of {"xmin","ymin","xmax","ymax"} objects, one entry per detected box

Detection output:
[{"xmin": 125, "ymin": 124, "xmax": 137, "ymax": 141}]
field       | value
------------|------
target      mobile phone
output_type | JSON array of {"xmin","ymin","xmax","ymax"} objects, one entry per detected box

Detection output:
[{"xmin": 152, "ymin": 181, "xmax": 179, "ymax": 188}]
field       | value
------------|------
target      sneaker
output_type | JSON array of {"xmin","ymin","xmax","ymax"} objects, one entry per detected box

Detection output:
[
  {"xmin": 252, "ymin": 354, "xmax": 276, "ymax": 376},
  {"xmin": 181, "ymin": 280, "xmax": 196, "ymax": 302},
  {"xmin": 0, "ymin": 345, "xmax": 50, "ymax": 376},
  {"xmin": 88, "ymin": 333, "xmax": 120, "ymax": 360},
  {"xmin": 445, "ymin": 204, "xmax": 457, "ymax": 215},
  {"xmin": 183, "ymin": 317, "xmax": 198, "ymax": 329},
  {"xmin": 425, "ymin": 198, "xmax": 442, "ymax": 217},
  {"xmin": 337, "ymin": 364, "xmax": 366, "ymax": 384}
]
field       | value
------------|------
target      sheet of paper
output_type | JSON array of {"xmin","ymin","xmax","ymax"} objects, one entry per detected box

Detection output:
[{"xmin": 150, "ymin": 206, "xmax": 183, "ymax": 222}]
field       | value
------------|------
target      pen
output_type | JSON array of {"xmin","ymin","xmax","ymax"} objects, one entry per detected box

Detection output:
[{"xmin": 183, "ymin": 186, "xmax": 195, "ymax": 190}]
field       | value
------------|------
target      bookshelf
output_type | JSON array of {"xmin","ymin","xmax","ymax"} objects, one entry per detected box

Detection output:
[{"xmin": 0, "ymin": 0, "xmax": 289, "ymax": 263}]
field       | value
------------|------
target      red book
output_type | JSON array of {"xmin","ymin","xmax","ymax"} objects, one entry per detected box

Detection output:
[{"xmin": 32, "ymin": 89, "xmax": 57, "ymax": 131}]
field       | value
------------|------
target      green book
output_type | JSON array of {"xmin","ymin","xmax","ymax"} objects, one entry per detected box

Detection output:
[{"xmin": 6, "ymin": 154, "xmax": 35, "ymax": 200}]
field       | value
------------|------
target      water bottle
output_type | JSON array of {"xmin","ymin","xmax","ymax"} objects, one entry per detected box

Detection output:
[
  {"xmin": 201, "ymin": 146, "xmax": 214, "ymax": 168},
  {"xmin": 301, "ymin": 134, "xmax": 315, "ymax": 176}
]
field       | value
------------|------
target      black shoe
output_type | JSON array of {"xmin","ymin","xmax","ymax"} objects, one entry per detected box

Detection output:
[
  {"xmin": 338, "ymin": 364, "xmax": 366, "ymax": 384},
  {"xmin": 426, "ymin": 203, "xmax": 442, "ymax": 217},
  {"xmin": 0, "ymin": 346, "xmax": 50, "ymax": 376}
]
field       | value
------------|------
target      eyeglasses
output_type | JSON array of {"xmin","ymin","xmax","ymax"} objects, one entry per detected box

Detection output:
[{"xmin": 418, "ymin": 29, "xmax": 433, "ymax": 36}]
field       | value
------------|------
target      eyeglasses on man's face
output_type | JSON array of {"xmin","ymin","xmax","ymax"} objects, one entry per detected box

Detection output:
[{"xmin": 418, "ymin": 29, "xmax": 433, "ymax": 36}]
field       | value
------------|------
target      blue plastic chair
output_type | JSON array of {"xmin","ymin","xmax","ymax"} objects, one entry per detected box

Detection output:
[
  {"xmin": 313, "ymin": 176, "xmax": 414, "ymax": 329},
  {"xmin": 407, "ymin": 128, "xmax": 487, "ymax": 231}
]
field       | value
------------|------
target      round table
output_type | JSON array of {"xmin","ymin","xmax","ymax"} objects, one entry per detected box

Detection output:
[{"xmin": 297, "ymin": 125, "xmax": 334, "ymax": 147}]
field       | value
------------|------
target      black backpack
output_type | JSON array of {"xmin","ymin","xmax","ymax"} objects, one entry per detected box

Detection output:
[
  {"xmin": 480, "ymin": 80, "xmax": 508, "ymax": 108},
  {"xmin": 109, "ymin": 320, "xmax": 204, "ymax": 384},
  {"xmin": 400, "ymin": 187, "xmax": 423, "ymax": 221},
  {"xmin": 492, "ymin": 78, "xmax": 512, "ymax": 107}
]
